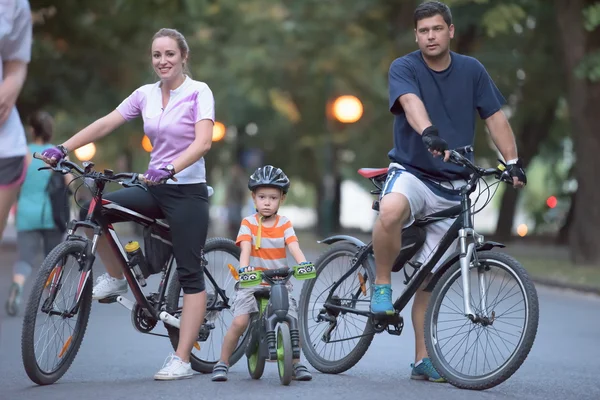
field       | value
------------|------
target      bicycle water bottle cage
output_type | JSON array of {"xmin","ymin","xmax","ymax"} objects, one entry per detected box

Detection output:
[
  {"xmin": 240, "ymin": 271, "xmax": 263, "ymax": 288},
  {"xmin": 403, "ymin": 261, "xmax": 422, "ymax": 285},
  {"xmin": 293, "ymin": 264, "xmax": 316, "ymax": 280},
  {"xmin": 392, "ymin": 225, "xmax": 426, "ymax": 272}
]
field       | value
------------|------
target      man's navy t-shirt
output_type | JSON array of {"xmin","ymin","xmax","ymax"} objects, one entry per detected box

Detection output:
[{"xmin": 388, "ymin": 50, "xmax": 505, "ymax": 181}]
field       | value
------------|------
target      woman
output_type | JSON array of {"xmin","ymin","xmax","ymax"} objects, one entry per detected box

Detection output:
[
  {"xmin": 5, "ymin": 111, "xmax": 65, "ymax": 317},
  {"xmin": 41, "ymin": 28, "xmax": 214, "ymax": 381}
]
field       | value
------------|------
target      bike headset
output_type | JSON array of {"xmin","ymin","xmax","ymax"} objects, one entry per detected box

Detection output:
[{"xmin": 247, "ymin": 165, "xmax": 291, "ymax": 250}]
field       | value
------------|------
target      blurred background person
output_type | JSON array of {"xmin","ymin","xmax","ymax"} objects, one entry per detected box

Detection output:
[
  {"xmin": 0, "ymin": 0, "xmax": 32, "ymax": 242},
  {"xmin": 5, "ymin": 111, "xmax": 69, "ymax": 316}
]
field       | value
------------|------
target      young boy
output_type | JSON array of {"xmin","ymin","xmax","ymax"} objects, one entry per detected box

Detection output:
[{"xmin": 212, "ymin": 165, "xmax": 313, "ymax": 382}]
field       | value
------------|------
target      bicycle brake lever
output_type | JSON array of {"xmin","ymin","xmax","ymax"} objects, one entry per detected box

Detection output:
[{"xmin": 38, "ymin": 166, "xmax": 52, "ymax": 171}]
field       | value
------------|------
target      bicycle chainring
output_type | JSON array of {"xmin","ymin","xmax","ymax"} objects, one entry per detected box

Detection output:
[{"xmin": 131, "ymin": 303, "xmax": 158, "ymax": 333}]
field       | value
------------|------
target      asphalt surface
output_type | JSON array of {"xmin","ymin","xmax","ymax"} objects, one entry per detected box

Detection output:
[{"xmin": 1, "ymin": 239, "xmax": 599, "ymax": 400}]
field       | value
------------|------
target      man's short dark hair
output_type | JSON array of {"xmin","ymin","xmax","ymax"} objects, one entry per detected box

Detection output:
[{"xmin": 414, "ymin": 1, "xmax": 452, "ymax": 28}]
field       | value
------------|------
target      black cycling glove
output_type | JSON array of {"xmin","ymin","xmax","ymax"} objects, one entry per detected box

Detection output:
[
  {"xmin": 422, "ymin": 126, "xmax": 448, "ymax": 154},
  {"xmin": 506, "ymin": 159, "xmax": 527, "ymax": 185}
]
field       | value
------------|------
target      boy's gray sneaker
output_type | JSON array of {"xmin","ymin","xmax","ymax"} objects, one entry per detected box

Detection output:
[{"xmin": 212, "ymin": 361, "xmax": 229, "ymax": 382}]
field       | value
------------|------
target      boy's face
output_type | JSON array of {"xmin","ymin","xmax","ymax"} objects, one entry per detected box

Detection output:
[{"xmin": 252, "ymin": 187, "xmax": 285, "ymax": 218}]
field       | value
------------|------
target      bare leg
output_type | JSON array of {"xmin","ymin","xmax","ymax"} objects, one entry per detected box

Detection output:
[
  {"xmin": 84, "ymin": 228, "xmax": 124, "ymax": 278},
  {"xmin": 219, "ymin": 314, "xmax": 250, "ymax": 365},
  {"xmin": 176, "ymin": 291, "xmax": 208, "ymax": 363},
  {"xmin": 412, "ymin": 276, "xmax": 432, "ymax": 362},
  {"xmin": 13, "ymin": 274, "xmax": 26, "ymax": 286},
  {"xmin": 373, "ymin": 193, "xmax": 411, "ymax": 285},
  {"xmin": 0, "ymin": 186, "xmax": 20, "ymax": 241}
]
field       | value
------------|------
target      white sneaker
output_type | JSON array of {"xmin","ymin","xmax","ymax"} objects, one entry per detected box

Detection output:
[
  {"xmin": 92, "ymin": 273, "xmax": 128, "ymax": 300},
  {"xmin": 154, "ymin": 353, "xmax": 193, "ymax": 380}
]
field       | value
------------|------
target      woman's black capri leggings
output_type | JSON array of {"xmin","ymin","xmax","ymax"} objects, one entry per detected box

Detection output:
[{"xmin": 80, "ymin": 183, "xmax": 209, "ymax": 294}]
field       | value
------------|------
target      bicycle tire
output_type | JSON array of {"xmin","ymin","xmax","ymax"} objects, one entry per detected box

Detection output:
[
  {"xmin": 298, "ymin": 242, "xmax": 376, "ymax": 374},
  {"xmin": 425, "ymin": 250, "xmax": 539, "ymax": 390},
  {"xmin": 277, "ymin": 323, "xmax": 293, "ymax": 386},
  {"xmin": 21, "ymin": 240, "xmax": 93, "ymax": 385},
  {"xmin": 247, "ymin": 314, "xmax": 266, "ymax": 379},
  {"xmin": 165, "ymin": 237, "xmax": 248, "ymax": 373}
]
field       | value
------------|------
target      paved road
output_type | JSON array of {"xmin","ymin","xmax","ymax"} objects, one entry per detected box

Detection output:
[{"xmin": 1, "ymin": 240, "xmax": 599, "ymax": 400}]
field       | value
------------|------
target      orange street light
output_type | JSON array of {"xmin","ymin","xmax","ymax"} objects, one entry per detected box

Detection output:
[
  {"xmin": 74, "ymin": 143, "xmax": 96, "ymax": 161},
  {"xmin": 213, "ymin": 121, "xmax": 226, "ymax": 142},
  {"xmin": 332, "ymin": 95, "xmax": 363, "ymax": 123},
  {"xmin": 142, "ymin": 135, "xmax": 153, "ymax": 152}
]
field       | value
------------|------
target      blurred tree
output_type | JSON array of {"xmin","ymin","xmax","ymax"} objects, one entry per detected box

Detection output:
[
  {"xmin": 17, "ymin": 0, "xmax": 572, "ymax": 237},
  {"xmin": 555, "ymin": 0, "xmax": 600, "ymax": 265}
]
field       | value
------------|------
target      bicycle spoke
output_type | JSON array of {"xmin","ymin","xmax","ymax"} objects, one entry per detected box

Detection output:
[{"xmin": 431, "ymin": 257, "xmax": 532, "ymax": 383}]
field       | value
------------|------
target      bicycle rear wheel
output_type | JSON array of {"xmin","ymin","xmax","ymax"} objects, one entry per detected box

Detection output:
[
  {"xmin": 298, "ymin": 242, "xmax": 376, "ymax": 374},
  {"xmin": 21, "ymin": 240, "xmax": 93, "ymax": 385},
  {"xmin": 166, "ymin": 237, "xmax": 248, "ymax": 373},
  {"xmin": 425, "ymin": 250, "xmax": 539, "ymax": 390}
]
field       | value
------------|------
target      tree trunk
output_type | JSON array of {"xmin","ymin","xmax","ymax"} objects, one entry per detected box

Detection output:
[
  {"xmin": 555, "ymin": 0, "xmax": 600, "ymax": 265},
  {"xmin": 558, "ymin": 189, "xmax": 576, "ymax": 245}
]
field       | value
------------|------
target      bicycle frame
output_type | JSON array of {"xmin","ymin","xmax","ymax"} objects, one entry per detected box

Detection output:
[
  {"xmin": 322, "ymin": 154, "xmax": 507, "ymax": 322},
  {"xmin": 245, "ymin": 268, "xmax": 303, "ymax": 360},
  {"xmin": 64, "ymin": 175, "xmax": 229, "ymax": 327}
]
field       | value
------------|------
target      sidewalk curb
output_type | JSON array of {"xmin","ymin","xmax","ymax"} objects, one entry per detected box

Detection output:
[
  {"xmin": 530, "ymin": 277, "xmax": 600, "ymax": 297},
  {"xmin": 3, "ymin": 238, "xmax": 599, "ymax": 297}
]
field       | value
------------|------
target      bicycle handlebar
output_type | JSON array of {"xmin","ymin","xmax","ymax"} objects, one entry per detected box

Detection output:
[
  {"xmin": 446, "ymin": 145, "xmax": 514, "ymax": 186},
  {"xmin": 33, "ymin": 152, "xmax": 147, "ymax": 190}
]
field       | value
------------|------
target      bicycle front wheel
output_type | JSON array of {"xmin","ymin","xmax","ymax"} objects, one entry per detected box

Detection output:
[
  {"xmin": 299, "ymin": 242, "xmax": 376, "ymax": 374},
  {"xmin": 425, "ymin": 250, "xmax": 539, "ymax": 390},
  {"xmin": 21, "ymin": 240, "xmax": 93, "ymax": 385}
]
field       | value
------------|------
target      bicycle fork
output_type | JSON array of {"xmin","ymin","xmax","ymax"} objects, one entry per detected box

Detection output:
[{"xmin": 458, "ymin": 228, "xmax": 489, "ymax": 321}]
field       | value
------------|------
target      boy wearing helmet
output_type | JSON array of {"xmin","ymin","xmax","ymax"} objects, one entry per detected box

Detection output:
[{"xmin": 212, "ymin": 165, "xmax": 313, "ymax": 382}]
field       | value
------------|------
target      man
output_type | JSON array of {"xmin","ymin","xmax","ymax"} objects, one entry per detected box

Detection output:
[
  {"xmin": 0, "ymin": 0, "xmax": 32, "ymax": 241},
  {"xmin": 370, "ymin": 1, "xmax": 527, "ymax": 382}
]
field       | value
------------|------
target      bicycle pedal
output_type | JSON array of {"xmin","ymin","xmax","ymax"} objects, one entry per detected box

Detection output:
[
  {"xmin": 386, "ymin": 314, "xmax": 404, "ymax": 336},
  {"xmin": 97, "ymin": 295, "xmax": 119, "ymax": 304}
]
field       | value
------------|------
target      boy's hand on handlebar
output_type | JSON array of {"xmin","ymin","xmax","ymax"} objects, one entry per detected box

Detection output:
[
  {"xmin": 238, "ymin": 266, "xmax": 252, "ymax": 274},
  {"xmin": 299, "ymin": 261, "xmax": 314, "ymax": 267}
]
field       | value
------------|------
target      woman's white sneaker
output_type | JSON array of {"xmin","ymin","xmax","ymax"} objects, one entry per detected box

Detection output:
[
  {"xmin": 91, "ymin": 273, "xmax": 127, "ymax": 300},
  {"xmin": 154, "ymin": 353, "xmax": 193, "ymax": 380}
]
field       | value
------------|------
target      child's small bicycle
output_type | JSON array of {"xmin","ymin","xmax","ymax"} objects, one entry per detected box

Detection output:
[{"xmin": 237, "ymin": 264, "xmax": 316, "ymax": 385}]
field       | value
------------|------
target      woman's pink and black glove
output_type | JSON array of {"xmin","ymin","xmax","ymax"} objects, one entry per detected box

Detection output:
[
  {"xmin": 41, "ymin": 145, "xmax": 68, "ymax": 165},
  {"xmin": 143, "ymin": 168, "xmax": 172, "ymax": 185}
]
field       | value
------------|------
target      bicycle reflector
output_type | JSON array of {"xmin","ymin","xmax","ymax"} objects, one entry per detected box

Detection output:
[
  {"xmin": 239, "ymin": 271, "xmax": 263, "ymax": 288},
  {"xmin": 293, "ymin": 264, "xmax": 316, "ymax": 280}
]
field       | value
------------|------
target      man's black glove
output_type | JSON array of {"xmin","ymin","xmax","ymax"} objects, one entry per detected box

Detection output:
[
  {"xmin": 422, "ymin": 126, "xmax": 448, "ymax": 154},
  {"xmin": 506, "ymin": 159, "xmax": 527, "ymax": 185}
]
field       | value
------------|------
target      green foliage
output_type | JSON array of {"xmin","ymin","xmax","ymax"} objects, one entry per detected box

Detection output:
[
  {"xmin": 17, "ymin": 0, "xmax": 574, "ymax": 215},
  {"xmin": 481, "ymin": 4, "xmax": 527, "ymax": 37},
  {"xmin": 574, "ymin": 2, "xmax": 600, "ymax": 81},
  {"xmin": 583, "ymin": 2, "xmax": 600, "ymax": 31}
]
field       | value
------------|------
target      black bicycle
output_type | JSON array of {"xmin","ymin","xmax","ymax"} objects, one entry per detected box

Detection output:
[
  {"xmin": 299, "ymin": 146, "xmax": 539, "ymax": 390},
  {"xmin": 21, "ymin": 154, "xmax": 247, "ymax": 385},
  {"xmin": 240, "ymin": 264, "xmax": 316, "ymax": 385}
]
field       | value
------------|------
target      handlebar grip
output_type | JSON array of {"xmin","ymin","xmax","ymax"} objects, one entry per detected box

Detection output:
[
  {"xmin": 33, "ymin": 152, "xmax": 43, "ymax": 160},
  {"xmin": 456, "ymin": 145, "xmax": 474, "ymax": 155}
]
